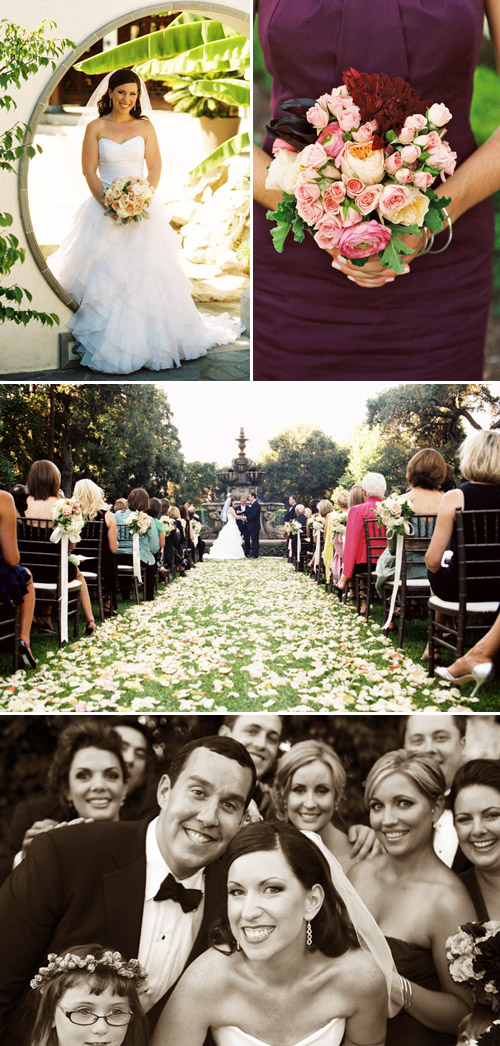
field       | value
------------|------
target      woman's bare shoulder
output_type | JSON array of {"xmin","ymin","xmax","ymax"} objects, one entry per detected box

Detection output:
[
  {"xmin": 177, "ymin": 947, "xmax": 236, "ymax": 993},
  {"xmin": 335, "ymin": 947, "xmax": 386, "ymax": 997}
]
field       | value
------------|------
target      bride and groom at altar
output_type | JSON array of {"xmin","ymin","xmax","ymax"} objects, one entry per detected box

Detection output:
[{"xmin": 207, "ymin": 493, "xmax": 261, "ymax": 561}]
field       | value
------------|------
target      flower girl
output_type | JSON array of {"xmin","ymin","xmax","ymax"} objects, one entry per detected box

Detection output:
[{"xmin": 29, "ymin": 944, "xmax": 149, "ymax": 1046}]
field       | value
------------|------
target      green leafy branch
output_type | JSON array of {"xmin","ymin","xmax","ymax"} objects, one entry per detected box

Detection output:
[{"xmin": 266, "ymin": 192, "xmax": 307, "ymax": 253}]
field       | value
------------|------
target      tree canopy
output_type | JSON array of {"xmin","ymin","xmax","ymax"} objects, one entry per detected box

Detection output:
[
  {"xmin": 258, "ymin": 424, "xmax": 349, "ymax": 503},
  {"xmin": 366, "ymin": 384, "xmax": 500, "ymax": 448}
]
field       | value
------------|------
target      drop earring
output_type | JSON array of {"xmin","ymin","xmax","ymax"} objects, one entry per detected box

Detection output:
[{"xmin": 306, "ymin": 920, "xmax": 312, "ymax": 947}]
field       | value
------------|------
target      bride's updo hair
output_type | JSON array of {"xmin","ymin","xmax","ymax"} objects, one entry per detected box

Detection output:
[
  {"xmin": 211, "ymin": 821, "xmax": 359, "ymax": 958},
  {"xmin": 97, "ymin": 68, "xmax": 147, "ymax": 120}
]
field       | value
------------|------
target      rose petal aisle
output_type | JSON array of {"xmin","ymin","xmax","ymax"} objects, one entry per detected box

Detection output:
[{"xmin": 0, "ymin": 559, "xmax": 479, "ymax": 713}]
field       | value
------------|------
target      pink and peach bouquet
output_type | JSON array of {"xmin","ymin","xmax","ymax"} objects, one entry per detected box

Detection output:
[
  {"xmin": 103, "ymin": 177, "xmax": 154, "ymax": 225},
  {"xmin": 266, "ymin": 68, "xmax": 454, "ymax": 273},
  {"xmin": 50, "ymin": 498, "xmax": 85, "ymax": 543}
]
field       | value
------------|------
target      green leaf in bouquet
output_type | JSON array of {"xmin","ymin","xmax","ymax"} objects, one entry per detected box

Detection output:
[
  {"xmin": 269, "ymin": 219, "xmax": 293, "ymax": 253},
  {"xmin": 379, "ymin": 236, "xmax": 408, "ymax": 275},
  {"xmin": 349, "ymin": 257, "xmax": 368, "ymax": 267},
  {"xmin": 266, "ymin": 192, "xmax": 306, "ymax": 253},
  {"xmin": 425, "ymin": 206, "xmax": 445, "ymax": 233}
]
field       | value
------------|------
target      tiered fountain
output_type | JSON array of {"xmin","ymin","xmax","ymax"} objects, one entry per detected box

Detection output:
[{"xmin": 202, "ymin": 428, "xmax": 284, "ymax": 538}]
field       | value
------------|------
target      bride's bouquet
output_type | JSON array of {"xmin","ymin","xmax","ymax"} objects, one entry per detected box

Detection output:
[
  {"xmin": 128, "ymin": 511, "xmax": 152, "ymax": 535},
  {"xmin": 374, "ymin": 492, "xmax": 414, "ymax": 537},
  {"xmin": 447, "ymin": 921, "xmax": 500, "ymax": 1012},
  {"xmin": 266, "ymin": 68, "xmax": 454, "ymax": 274},
  {"xmin": 103, "ymin": 177, "xmax": 154, "ymax": 225}
]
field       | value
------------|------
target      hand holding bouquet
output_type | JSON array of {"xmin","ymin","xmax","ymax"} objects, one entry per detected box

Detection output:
[
  {"xmin": 266, "ymin": 68, "xmax": 454, "ymax": 276},
  {"xmin": 103, "ymin": 177, "xmax": 154, "ymax": 225}
]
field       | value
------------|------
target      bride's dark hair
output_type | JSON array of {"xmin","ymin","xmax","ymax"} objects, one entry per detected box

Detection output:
[
  {"xmin": 97, "ymin": 68, "xmax": 147, "ymax": 120},
  {"xmin": 210, "ymin": 821, "xmax": 359, "ymax": 958}
]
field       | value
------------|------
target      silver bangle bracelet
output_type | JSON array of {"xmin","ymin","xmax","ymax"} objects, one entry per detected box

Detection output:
[
  {"xmin": 428, "ymin": 207, "xmax": 453, "ymax": 254},
  {"xmin": 419, "ymin": 227, "xmax": 435, "ymax": 256}
]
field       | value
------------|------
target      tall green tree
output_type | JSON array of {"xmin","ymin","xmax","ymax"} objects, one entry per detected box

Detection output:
[
  {"xmin": 366, "ymin": 383, "xmax": 500, "ymax": 449},
  {"xmin": 172, "ymin": 461, "xmax": 225, "ymax": 506},
  {"xmin": 340, "ymin": 423, "xmax": 414, "ymax": 492},
  {"xmin": 258, "ymin": 424, "xmax": 348, "ymax": 503}
]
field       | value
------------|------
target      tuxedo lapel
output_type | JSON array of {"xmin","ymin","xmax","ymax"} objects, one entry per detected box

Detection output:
[{"xmin": 102, "ymin": 852, "xmax": 147, "ymax": 956}]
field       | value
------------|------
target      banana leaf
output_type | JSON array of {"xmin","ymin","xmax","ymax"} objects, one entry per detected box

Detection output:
[
  {"xmin": 190, "ymin": 78, "xmax": 250, "ymax": 108},
  {"xmin": 75, "ymin": 20, "xmax": 238, "ymax": 75},
  {"xmin": 189, "ymin": 131, "xmax": 250, "ymax": 177},
  {"xmin": 135, "ymin": 36, "xmax": 249, "ymax": 78}
]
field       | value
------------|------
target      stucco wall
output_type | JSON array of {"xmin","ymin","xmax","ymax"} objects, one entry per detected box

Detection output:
[{"xmin": 0, "ymin": 0, "xmax": 249, "ymax": 372}]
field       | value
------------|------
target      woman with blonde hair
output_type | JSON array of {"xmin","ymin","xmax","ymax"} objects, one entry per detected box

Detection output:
[
  {"xmin": 73, "ymin": 478, "xmax": 118, "ymax": 614},
  {"xmin": 273, "ymin": 739, "xmax": 378, "ymax": 874},
  {"xmin": 350, "ymin": 750, "xmax": 476, "ymax": 1045}
]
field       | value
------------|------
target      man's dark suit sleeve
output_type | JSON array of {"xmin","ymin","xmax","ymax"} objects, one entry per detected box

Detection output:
[{"xmin": 0, "ymin": 829, "xmax": 63, "ymax": 1034}]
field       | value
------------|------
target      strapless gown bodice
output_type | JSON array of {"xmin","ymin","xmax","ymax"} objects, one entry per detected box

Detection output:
[
  {"xmin": 212, "ymin": 1017, "xmax": 346, "ymax": 1046},
  {"xmin": 97, "ymin": 135, "xmax": 146, "ymax": 185}
]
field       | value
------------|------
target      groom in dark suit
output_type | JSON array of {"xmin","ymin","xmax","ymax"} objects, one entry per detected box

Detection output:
[
  {"xmin": 0, "ymin": 735, "xmax": 256, "ymax": 1044},
  {"xmin": 247, "ymin": 491, "xmax": 261, "ymax": 559},
  {"xmin": 234, "ymin": 496, "xmax": 250, "ymax": 557}
]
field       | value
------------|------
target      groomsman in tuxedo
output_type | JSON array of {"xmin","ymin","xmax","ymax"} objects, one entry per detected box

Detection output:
[
  {"xmin": 0, "ymin": 735, "xmax": 256, "ymax": 1044},
  {"xmin": 284, "ymin": 495, "xmax": 297, "ymax": 523},
  {"xmin": 402, "ymin": 714, "xmax": 467, "ymax": 869},
  {"xmin": 247, "ymin": 492, "xmax": 261, "ymax": 559},
  {"xmin": 234, "ymin": 496, "xmax": 250, "ymax": 557}
]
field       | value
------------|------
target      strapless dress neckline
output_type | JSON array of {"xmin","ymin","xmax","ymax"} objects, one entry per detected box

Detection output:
[
  {"xmin": 212, "ymin": 1016, "xmax": 346, "ymax": 1046},
  {"xmin": 98, "ymin": 135, "xmax": 144, "ymax": 146}
]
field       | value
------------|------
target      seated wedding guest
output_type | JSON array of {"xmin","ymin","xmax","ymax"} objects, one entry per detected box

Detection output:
[
  {"xmin": 349, "ymin": 750, "xmax": 475, "ymax": 1045},
  {"xmin": 290, "ymin": 503, "xmax": 308, "ymax": 562},
  {"xmin": 436, "ymin": 608, "xmax": 499, "ymax": 691},
  {"xmin": 401, "ymin": 714, "xmax": 467, "ymax": 869},
  {"xmin": 451, "ymin": 758, "xmax": 500, "ymax": 920},
  {"xmin": 179, "ymin": 503, "xmax": 195, "ymax": 567},
  {"xmin": 337, "ymin": 473, "xmax": 387, "ymax": 609},
  {"xmin": 148, "ymin": 498, "xmax": 165, "ymax": 554},
  {"xmin": 189, "ymin": 505, "xmax": 205, "ymax": 562},
  {"xmin": 73, "ymin": 478, "xmax": 118, "ymax": 615},
  {"xmin": 442, "ymin": 463, "xmax": 456, "ymax": 493},
  {"xmin": 168, "ymin": 506, "xmax": 190, "ymax": 575},
  {"xmin": 113, "ymin": 498, "xmax": 128, "ymax": 513},
  {"xmin": 0, "ymin": 489, "xmax": 36, "ymax": 669},
  {"xmin": 375, "ymin": 448, "xmax": 446, "ymax": 598},
  {"xmin": 348, "ymin": 484, "xmax": 365, "ymax": 508},
  {"xmin": 115, "ymin": 489, "xmax": 159, "ymax": 602},
  {"xmin": 273, "ymin": 739, "xmax": 381, "ymax": 873},
  {"xmin": 10, "ymin": 484, "xmax": 28, "ymax": 518},
  {"xmin": 0, "ymin": 735, "xmax": 256, "ymax": 1043},
  {"xmin": 308, "ymin": 499, "xmax": 333, "ymax": 571},
  {"xmin": 25, "ymin": 460, "xmax": 96, "ymax": 635},
  {"xmin": 151, "ymin": 822, "xmax": 393, "ymax": 1046},
  {"xmin": 323, "ymin": 491, "xmax": 349, "ymax": 586},
  {"xmin": 29, "ymin": 943, "xmax": 149, "ymax": 1046},
  {"xmin": 426, "ymin": 430, "xmax": 500, "ymax": 606},
  {"xmin": 0, "ymin": 721, "xmax": 128, "ymax": 885}
]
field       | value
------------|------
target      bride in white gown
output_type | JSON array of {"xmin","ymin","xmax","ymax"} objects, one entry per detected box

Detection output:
[
  {"xmin": 49, "ymin": 69, "xmax": 242, "ymax": 374},
  {"xmin": 206, "ymin": 496, "xmax": 245, "ymax": 561},
  {"xmin": 151, "ymin": 823, "xmax": 401, "ymax": 1046}
]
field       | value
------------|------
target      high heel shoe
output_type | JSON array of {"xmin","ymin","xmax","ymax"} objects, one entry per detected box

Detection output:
[
  {"xmin": 436, "ymin": 662, "xmax": 493, "ymax": 696},
  {"xmin": 19, "ymin": 640, "xmax": 37, "ymax": 669}
]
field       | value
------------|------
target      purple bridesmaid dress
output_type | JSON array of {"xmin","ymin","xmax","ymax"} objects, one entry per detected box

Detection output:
[{"xmin": 253, "ymin": 0, "xmax": 494, "ymax": 380}]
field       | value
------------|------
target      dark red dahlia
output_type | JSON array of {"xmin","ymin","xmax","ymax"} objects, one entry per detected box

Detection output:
[{"xmin": 343, "ymin": 68, "xmax": 429, "ymax": 150}]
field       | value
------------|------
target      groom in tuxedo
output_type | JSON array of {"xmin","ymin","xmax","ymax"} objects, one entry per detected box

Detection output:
[
  {"xmin": 247, "ymin": 491, "xmax": 261, "ymax": 559},
  {"xmin": 0, "ymin": 735, "xmax": 256, "ymax": 1044},
  {"xmin": 234, "ymin": 496, "xmax": 250, "ymax": 557}
]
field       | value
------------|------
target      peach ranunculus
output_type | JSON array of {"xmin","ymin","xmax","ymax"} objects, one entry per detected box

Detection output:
[
  {"xmin": 355, "ymin": 184, "xmax": 383, "ymax": 215},
  {"xmin": 318, "ymin": 122, "xmax": 345, "ymax": 158},
  {"xmin": 378, "ymin": 185, "xmax": 430, "ymax": 226},
  {"xmin": 427, "ymin": 102, "xmax": 452, "ymax": 127},
  {"xmin": 333, "ymin": 220, "xmax": 392, "ymax": 258},
  {"xmin": 340, "ymin": 140, "xmax": 385, "ymax": 185}
]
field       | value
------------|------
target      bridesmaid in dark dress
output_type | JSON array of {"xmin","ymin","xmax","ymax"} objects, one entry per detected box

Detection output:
[
  {"xmin": 0, "ymin": 489, "xmax": 36, "ymax": 669},
  {"xmin": 253, "ymin": 0, "xmax": 498, "ymax": 379},
  {"xmin": 349, "ymin": 750, "xmax": 475, "ymax": 1045},
  {"xmin": 451, "ymin": 759, "xmax": 500, "ymax": 921}
]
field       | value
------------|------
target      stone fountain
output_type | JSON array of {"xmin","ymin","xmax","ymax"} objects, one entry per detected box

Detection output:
[{"xmin": 202, "ymin": 428, "xmax": 284, "ymax": 538}]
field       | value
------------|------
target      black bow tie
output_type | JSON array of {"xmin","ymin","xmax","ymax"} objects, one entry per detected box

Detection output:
[{"xmin": 153, "ymin": 873, "xmax": 203, "ymax": 912}]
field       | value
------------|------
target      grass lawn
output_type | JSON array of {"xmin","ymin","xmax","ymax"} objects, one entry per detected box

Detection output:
[{"xmin": 1, "ymin": 559, "xmax": 496, "ymax": 713}]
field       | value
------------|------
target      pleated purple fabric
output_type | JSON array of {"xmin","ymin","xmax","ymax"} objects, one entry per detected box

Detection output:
[{"xmin": 253, "ymin": 0, "xmax": 494, "ymax": 380}]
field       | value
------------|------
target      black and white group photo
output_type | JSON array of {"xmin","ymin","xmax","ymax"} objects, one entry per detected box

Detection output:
[{"xmin": 0, "ymin": 712, "xmax": 500, "ymax": 1046}]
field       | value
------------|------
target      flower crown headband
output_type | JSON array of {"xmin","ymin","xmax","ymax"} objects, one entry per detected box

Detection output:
[
  {"xmin": 30, "ymin": 951, "xmax": 148, "ymax": 992},
  {"xmin": 446, "ymin": 921, "xmax": 500, "ymax": 1011}
]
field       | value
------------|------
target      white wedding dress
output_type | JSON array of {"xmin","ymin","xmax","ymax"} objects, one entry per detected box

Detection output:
[
  {"xmin": 206, "ymin": 513, "xmax": 245, "ymax": 561},
  {"xmin": 212, "ymin": 1017, "xmax": 346, "ymax": 1046},
  {"xmin": 49, "ymin": 136, "xmax": 242, "ymax": 374}
]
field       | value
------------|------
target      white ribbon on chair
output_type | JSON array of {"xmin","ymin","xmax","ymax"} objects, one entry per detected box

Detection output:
[
  {"xmin": 296, "ymin": 528, "xmax": 301, "ymax": 563},
  {"xmin": 50, "ymin": 531, "xmax": 69, "ymax": 643},
  {"xmin": 382, "ymin": 522, "xmax": 414, "ymax": 632},
  {"xmin": 132, "ymin": 533, "xmax": 143, "ymax": 582},
  {"xmin": 313, "ymin": 532, "xmax": 321, "ymax": 570}
]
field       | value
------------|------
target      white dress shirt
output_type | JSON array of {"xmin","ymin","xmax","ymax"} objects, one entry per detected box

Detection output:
[
  {"xmin": 138, "ymin": 818, "xmax": 205, "ymax": 1011},
  {"xmin": 433, "ymin": 806, "xmax": 459, "ymax": 867}
]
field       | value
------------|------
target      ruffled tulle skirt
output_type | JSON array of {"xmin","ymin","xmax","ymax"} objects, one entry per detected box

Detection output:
[{"xmin": 49, "ymin": 195, "xmax": 242, "ymax": 374}]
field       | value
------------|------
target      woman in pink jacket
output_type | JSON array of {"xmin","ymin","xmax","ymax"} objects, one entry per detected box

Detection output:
[{"xmin": 336, "ymin": 473, "xmax": 386, "ymax": 612}]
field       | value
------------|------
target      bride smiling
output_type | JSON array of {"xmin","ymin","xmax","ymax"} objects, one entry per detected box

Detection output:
[
  {"xmin": 49, "ymin": 68, "xmax": 241, "ymax": 374},
  {"xmin": 151, "ymin": 822, "xmax": 397, "ymax": 1046}
]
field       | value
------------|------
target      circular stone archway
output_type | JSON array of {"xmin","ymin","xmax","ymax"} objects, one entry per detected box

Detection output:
[{"xmin": 18, "ymin": 2, "xmax": 249, "ymax": 309}]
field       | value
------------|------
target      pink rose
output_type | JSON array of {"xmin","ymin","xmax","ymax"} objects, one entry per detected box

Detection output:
[
  {"xmin": 296, "ymin": 185, "xmax": 324, "ymax": 226},
  {"xmin": 426, "ymin": 131, "xmax": 441, "ymax": 148},
  {"xmin": 345, "ymin": 177, "xmax": 364, "ymax": 198},
  {"xmin": 427, "ymin": 103, "xmax": 452, "ymax": 127},
  {"xmin": 313, "ymin": 212, "xmax": 343, "ymax": 249},
  {"xmin": 378, "ymin": 184, "xmax": 411, "ymax": 218},
  {"xmin": 400, "ymin": 144, "xmax": 421, "ymax": 164},
  {"xmin": 306, "ymin": 101, "xmax": 329, "ymax": 129},
  {"xmin": 395, "ymin": 168, "xmax": 414, "ymax": 184},
  {"xmin": 322, "ymin": 186, "xmax": 342, "ymax": 214},
  {"xmin": 412, "ymin": 170, "xmax": 433, "ymax": 189},
  {"xmin": 384, "ymin": 152, "xmax": 403, "ymax": 175},
  {"xmin": 404, "ymin": 113, "xmax": 427, "ymax": 131},
  {"xmin": 343, "ymin": 207, "xmax": 363, "ymax": 227},
  {"xmin": 427, "ymin": 140, "xmax": 455, "ymax": 170},
  {"xmin": 300, "ymin": 142, "xmax": 329, "ymax": 170},
  {"xmin": 398, "ymin": 126, "xmax": 415, "ymax": 144},
  {"xmin": 355, "ymin": 184, "xmax": 383, "ymax": 215},
  {"xmin": 351, "ymin": 120, "xmax": 378, "ymax": 143},
  {"xmin": 338, "ymin": 104, "xmax": 361, "ymax": 132},
  {"xmin": 334, "ymin": 220, "xmax": 392, "ymax": 258},
  {"xmin": 272, "ymin": 137, "xmax": 296, "ymax": 154},
  {"xmin": 318, "ymin": 122, "xmax": 345, "ymax": 158},
  {"xmin": 440, "ymin": 150, "xmax": 457, "ymax": 177}
]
